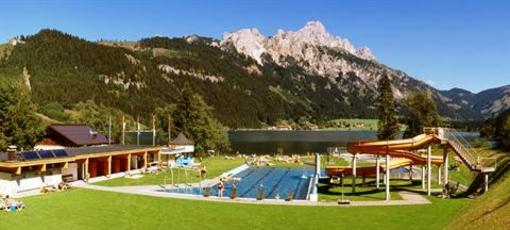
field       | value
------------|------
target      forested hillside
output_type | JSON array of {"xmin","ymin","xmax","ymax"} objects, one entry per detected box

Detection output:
[
  {"xmin": 0, "ymin": 30, "xmax": 380, "ymax": 127},
  {"xmin": 0, "ymin": 29, "xmax": 506, "ymax": 128}
]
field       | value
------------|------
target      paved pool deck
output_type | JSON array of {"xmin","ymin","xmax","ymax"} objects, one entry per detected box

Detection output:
[
  {"xmin": 74, "ymin": 182, "xmax": 433, "ymax": 207},
  {"xmin": 69, "ymin": 163, "xmax": 438, "ymax": 206}
]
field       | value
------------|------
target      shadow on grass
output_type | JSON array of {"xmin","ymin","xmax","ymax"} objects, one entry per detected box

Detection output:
[
  {"xmin": 459, "ymin": 152, "xmax": 510, "ymax": 197},
  {"xmin": 318, "ymin": 178, "xmax": 427, "ymax": 200}
]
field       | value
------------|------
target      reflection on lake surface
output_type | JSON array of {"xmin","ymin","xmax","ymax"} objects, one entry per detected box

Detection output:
[{"xmin": 228, "ymin": 130, "xmax": 378, "ymax": 154}]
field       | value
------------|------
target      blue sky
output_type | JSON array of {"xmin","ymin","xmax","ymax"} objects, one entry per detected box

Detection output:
[{"xmin": 1, "ymin": 0, "xmax": 509, "ymax": 93}]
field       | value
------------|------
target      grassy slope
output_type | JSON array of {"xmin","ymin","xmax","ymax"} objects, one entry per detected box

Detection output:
[
  {"xmin": 0, "ymin": 189, "xmax": 467, "ymax": 230},
  {"xmin": 95, "ymin": 156, "xmax": 245, "ymax": 186},
  {"xmin": 446, "ymin": 168, "xmax": 510, "ymax": 229},
  {"xmin": 445, "ymin": 149, "xmax": 510, "ymax": 230}
]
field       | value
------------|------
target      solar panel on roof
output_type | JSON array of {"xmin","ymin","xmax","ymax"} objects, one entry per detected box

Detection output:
[
  {"xmin": 52, "ymin": 149, "xmax": 68, "ymax": 157},
  {"xmin": 38, "ymin": 150, "xmax": 55, "ymax": 158},
  {"xmin": 22, "ymin": 151, "xmax": 40, "ymax": 160}
]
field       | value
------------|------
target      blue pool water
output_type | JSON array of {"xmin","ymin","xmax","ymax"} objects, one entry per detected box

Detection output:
[{"xmin": 165, "ymin": 167, "xmax": 315, "ymax": 200}]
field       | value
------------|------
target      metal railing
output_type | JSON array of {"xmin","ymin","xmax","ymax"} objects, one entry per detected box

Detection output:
[
  {"xmin": 446, "ymin": 128, "xmax": 499, "ymax": 173},
  {"xmin": 444, "ymin": 129, "xmax": 479, "ymax": 170}
]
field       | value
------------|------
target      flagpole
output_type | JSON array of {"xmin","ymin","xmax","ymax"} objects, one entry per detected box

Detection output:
[
  {"xmin": 152, "ymin": 114, "xmax": 156, "ymax": 146},
  {"xmin": 137, "ymin": 114, "xmax": 140, "ymax": 146}
]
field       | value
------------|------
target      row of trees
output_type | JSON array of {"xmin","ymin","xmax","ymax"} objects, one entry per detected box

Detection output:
[
  {"xmin": 377, "ymin": 74, "xmax": 440, "ymax": 140},
  {"xmin": 71, "ymin": 86, "xmax": 231, "ymax": 154},
  {"xmin": 0, "ymin": 80, "xmax": 230, "ymax": 154}
]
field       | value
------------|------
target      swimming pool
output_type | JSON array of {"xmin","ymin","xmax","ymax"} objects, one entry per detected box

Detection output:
[{"xmin": 165, "ymin": 167, "xmax": 315, "ymax": 200}]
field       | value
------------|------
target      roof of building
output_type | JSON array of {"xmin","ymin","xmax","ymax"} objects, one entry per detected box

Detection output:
[
  {"xmin": 64, "ymin": 145, "xmax": 153, "ymax": 156},
  {"xmin": 169, "ymin": 132, "xmax": 194, "ymax": 145},
  {"xmin": 47, "ymin": 124, "xmax": 108, "ymax": 146},
  {"xmin": 5, "ymin": 145, "xmax": 159, "ymax": 162}
]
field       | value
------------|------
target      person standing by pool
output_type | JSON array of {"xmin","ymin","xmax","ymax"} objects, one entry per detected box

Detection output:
[
  {"xmin": 217, "ymin": 179, "xmax": 225, "ymax": 197},
  {"xmin": 200, "ymin": 165, "xmax": 207, "ymax": 179}
]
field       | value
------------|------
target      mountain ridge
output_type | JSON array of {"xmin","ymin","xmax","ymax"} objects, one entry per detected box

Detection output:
[{"xmin": 0, "ymin": 26, "xmax": 508, "ymax": 128}]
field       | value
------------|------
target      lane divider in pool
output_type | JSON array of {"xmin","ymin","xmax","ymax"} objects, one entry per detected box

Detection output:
[
  {"xmin": 240, "ymin": 167, "xmax": 276, "ymax": 197},
  {"xmin": 205, "ymin": 164, "xmax": 249, "ymax": 187},
  {"xmin": 267, "ymin": 168, "xmax": 291, "ymax": 198}
]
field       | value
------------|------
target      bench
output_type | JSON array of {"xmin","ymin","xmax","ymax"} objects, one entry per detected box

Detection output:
[{"xmin": 62, "ymin": 174, "xmax": 74, "ymax": 183}]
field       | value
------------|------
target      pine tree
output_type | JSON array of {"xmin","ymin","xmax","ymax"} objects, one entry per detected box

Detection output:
[
  {"xmin": 173, "ymin": 85, "xmax": 230, "ymax": 154},
  {"xmin": 0, "ymin": 82, "xmax": 44, "ymax": 150},
  {"xmin": 403, "ymin": 91, "xmax": 441, "ymax": 138},
  {"xmin": 377, "ymin": 75, "xmax": 400, "ymax": 140}
]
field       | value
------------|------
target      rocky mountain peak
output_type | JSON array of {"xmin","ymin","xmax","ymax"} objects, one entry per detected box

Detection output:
[
  {"xmin": 221, "ymin": 28, "xmax": 266, "ymax": 64},
  {"xmin": 302, "ymin": 21, "xmax": 327, "ymax": 32},
  {"xmin": 221, "ymin": 21, "xmax": 376, "ymax": 66}
]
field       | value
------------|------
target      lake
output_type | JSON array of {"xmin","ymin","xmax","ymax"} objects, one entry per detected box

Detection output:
[
  {"xmin": 228, "ymin": 130, "xmax": 379, "ymax": 154},
  {"xmin": 128, "ymin": 130, "xmax": 481, "ymax": 155}
]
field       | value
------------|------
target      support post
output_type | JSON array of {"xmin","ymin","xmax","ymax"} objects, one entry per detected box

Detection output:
[
  {"xmin": 443, "ymin": 146, "xmax": 449, "ymax": 186},
  {"xmin": 385, "ymin": 154, "xmax": 391, "ymax": 201},
  {"xmin": 427, "ymin": 145, "xmax": 432, "ymax": 196},
  {"xmin": 438, "ymin": 165, "xmax": 442, "ymax": 185},
  {"xmin": 85, "ymin": 158, "xmax": 90, "ymax": 182},
  {"xmin": 352, "ymin": 154, "xmax": 357, "ymax": 193},
  {"xmin": 376, "ymin": 156, "xmax": 380, "ymax": 189},
  {"xmin": 158, "ymin": 150, "xmax": 162, "ymax": 168},
  {"xmin": 409, "ymin": 164, "xmax": 413, "ymax": 181},
  {"xmin": 127, "ymin": 154, "xmax": 131, "ymax": 175},
  {"xmin": 107, "ymin": 155, "xmax": 112, "ymax": 177},
  {"xmin": 143, "ymin": 151, "xmax": 148, "ymax": 169},
  {"xmin": 421, "ymin": 165, "xmax": 425, "ymax": 190},
  {"xmin": 484, "ymin": 174, "xmax": 489, "ymax": 192}
]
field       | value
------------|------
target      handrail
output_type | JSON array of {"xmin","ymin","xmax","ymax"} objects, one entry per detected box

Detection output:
[{"xmin": 443, "ymin": 129, "xmax": 489, "ymax": 171}]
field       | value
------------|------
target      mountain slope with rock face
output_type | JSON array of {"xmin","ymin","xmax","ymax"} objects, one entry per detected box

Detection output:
[
  {"xmin": 221, "ymin": 21, "xmax": 490, "ymax": 120},
  {"xmin": 0, "ymin": 23, "xmax": 507, "ymax": 128}
]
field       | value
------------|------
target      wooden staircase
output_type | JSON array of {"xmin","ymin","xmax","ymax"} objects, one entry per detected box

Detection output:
[{"xmin": 443, "ymin": 129, "xmax": 496, "ymax": 195}]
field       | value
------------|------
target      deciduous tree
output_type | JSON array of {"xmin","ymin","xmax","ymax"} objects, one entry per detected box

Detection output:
[
  {"xmin": 0, "ymin": 82, "xmax": 44, "ymax": 150},
  {"xmin": 403, "ymin": 91, "xmax": 441, "ymax": 138}
]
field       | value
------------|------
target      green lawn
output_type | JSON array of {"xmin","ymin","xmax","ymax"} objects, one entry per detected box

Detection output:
[
  {"xmin": 323, "ymin": 118, "xmax": 407, "ymax": 131},
  {"xmin": 0, "ymin": 188, "xmax": 469, "ymax": 230},
  {"xmin": 94, "ymin": 156, "xmax": 245, "ymax": 186}
]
